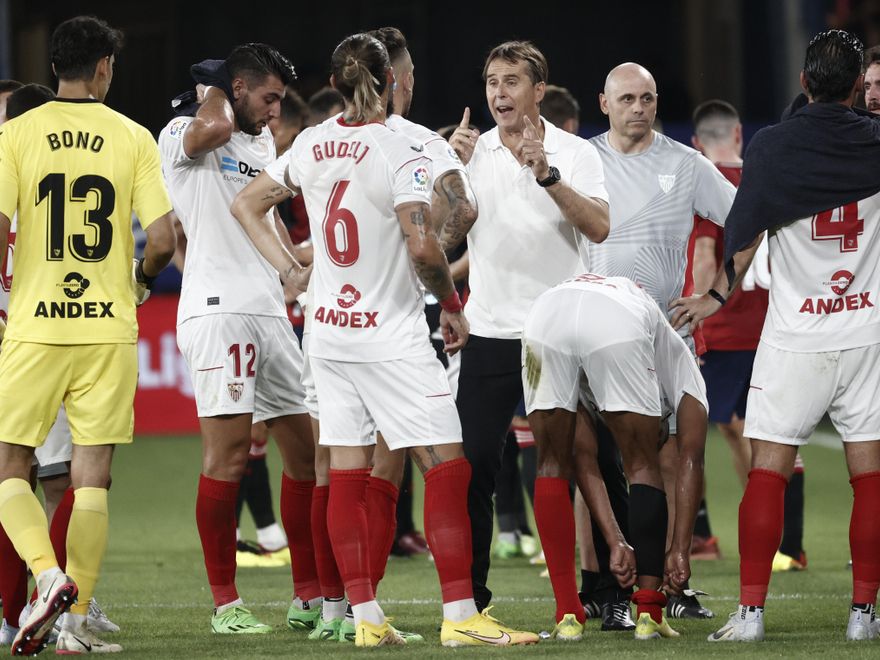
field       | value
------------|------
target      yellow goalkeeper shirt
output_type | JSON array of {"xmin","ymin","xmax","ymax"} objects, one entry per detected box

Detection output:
[{"xmin": 0, "ymin": 98, "xmax": 171, "ymax": 344}]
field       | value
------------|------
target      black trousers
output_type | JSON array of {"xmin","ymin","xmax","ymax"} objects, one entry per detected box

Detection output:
[{"xmin": 456, "ymin": 335, "xmax": 523, "ymax": 609}]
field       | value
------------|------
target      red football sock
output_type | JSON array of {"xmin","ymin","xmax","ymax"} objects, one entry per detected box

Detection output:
[
  {"xmin": 631, "ymin": 588, "xmax": 666, "ymax": 624},
  {"xmin": 366, "ymin": 476, "xmax": 399, "ymax": 594},
  {"xmin": 739, "ymin": 469, "xmax": 787, "ymax": 607},
  {"xmin": 196, "ymin": 475, "xmax": 240, "ymax": 607},
  {"xmin": 423, "ymin": 458, "xmax": 474, "ymax": 604},
  {"xmin": 310, "ymin": 485, "xmax": 344, "ymax": 598},
  {"xmin": 281, "ymin": 475, "xmax": 320, "ymax": 601},
  {"xmin": 534, "ymin": 477, "xmax": 585, "ymax": 624},
  {"xmin": 0, "ymin": 522, "xmax": 28, "ymax": 625},
  {"xmin": 850, "ymin": 471, "xmax": 880, "ymax": 605},
  {"xmin": 49, "ymin": 487, "xmax": 74, "ymax": 570},
  {"xmin": 327, "ymin": 469, "xmax": 373, "ymax": 605}
]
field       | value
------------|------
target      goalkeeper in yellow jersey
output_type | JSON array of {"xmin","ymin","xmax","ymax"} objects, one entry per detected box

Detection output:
[{"xmin": 0, "ymin": 15, "xmax": 175, "ymax": 656}]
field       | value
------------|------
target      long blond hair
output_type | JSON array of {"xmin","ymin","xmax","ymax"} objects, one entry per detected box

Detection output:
[{"xmin": 331, "ymin": 34, "xmax": 389, "ymax": 123}]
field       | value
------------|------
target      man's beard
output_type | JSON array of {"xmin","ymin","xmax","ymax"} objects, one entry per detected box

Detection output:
[{"xmin": 234, "ymin": 99, "xmax": 262, "ymax": 135}]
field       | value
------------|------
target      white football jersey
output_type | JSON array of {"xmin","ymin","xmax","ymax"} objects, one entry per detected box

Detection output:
[
  {"xmin": 265, "ymin": 116, "xmax": 435, "ymax": 362},
  {"xmin": 386, "ymin": 114, "xmax": 465, "ymax": 178},
  {"xmin": 761, "ymin": 192, "xmax": 880, "ymax": 352},
  {"xmin": 159, "ymin": 116, "xmax": 286, "ymax": 325},
  {"xmin": 586, "ymin": 132, "xmax": 736, "ymax": 317}
]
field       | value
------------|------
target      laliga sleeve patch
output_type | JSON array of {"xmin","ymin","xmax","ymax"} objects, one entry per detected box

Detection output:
[
  {"xmin": 168, "ymin": 118, "xmax": 189, "ymax": 140},
  {"xmin": 447, "ymin": 145, "xmax": 463, "ymax": 165},
  {"xmin": 412, "ymin": 165, "xmax": 431, "ymax": 193}
]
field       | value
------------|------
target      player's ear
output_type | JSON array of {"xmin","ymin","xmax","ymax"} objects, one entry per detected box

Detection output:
[
  {"xmin": 231, "ymin": 77, "xmax": 246, "ymax": 101},
  {"xmin": 799, "ymin": 70, "xmax": 810, "ymax": 97},
  {"xmin": 329, "ymin": 74, "xmax": 337, "ymax": 90},
  {"xmin": 691, "ymin": 135, "xmax": 701, "ymax": 150},
  {"xmin": 599, "ymin": 92, "xmax": 609, "ymax": 116},
  {"xmin": 534, "ymin": 80, "xmax": 545, "ymax": 104}
]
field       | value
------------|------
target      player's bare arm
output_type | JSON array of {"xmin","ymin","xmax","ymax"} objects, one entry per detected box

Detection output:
[
  {"xmin": 691, "ymin": 236, "xmax": 717, "ymax": 294},
  {"xmin": 433, "ymin": 171, "xmax": 478, "ymax": 252},
  {"xmin": 572, "ymin": 407, "xmax": 637, "ymax": 588},
  {"xmin": 669, "ymin": 232, "xmax": 763, "ymax": 331},
  {"xmin": 142, "ymin": 212, "xmax": 177, "ymax": 277},
  {"xmin": 169, "ymin": 210, "xmax": 187, "ymax": 273},
  {"xmin": 664, "ymin": 394, "xmax": 707, "ymax": 593},
  {"xmin": 231, "ymin": 169, "xmax": 309, "ymax": 290},
  {"xmin": 183, "ymin": 85, "xmax": 235, "ymax": 159},
  {"xmin": 397, "ymin": 201, "xmax": 469, "ymax": 354},
  {"xmin": 519, "ymin": 116, "xmax": 610, "ymax": 243}
]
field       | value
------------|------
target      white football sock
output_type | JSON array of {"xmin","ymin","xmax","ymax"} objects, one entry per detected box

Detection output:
[
  {"xmin": 352, "ymin": 601, "xmax": 385, "ymax": 626},
  {"xmin": 322, "ymin": 596, "xmax": 347, "ymax": 622},
  {"xmin": 442, "ymin": 598, "xmax": 478, "ymax": 623},
  {"xmin": 256, "ymin": 523, "xmax": 287, "ymax": 551},
  {"xmin": 215, "ymin": 598, "xmax": 243, "ymax": 615}
]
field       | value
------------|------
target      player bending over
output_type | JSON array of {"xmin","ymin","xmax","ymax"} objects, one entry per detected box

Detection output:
[{"xmin": 524, "ymin": 273, "xmax": 708, "ymax": 641}]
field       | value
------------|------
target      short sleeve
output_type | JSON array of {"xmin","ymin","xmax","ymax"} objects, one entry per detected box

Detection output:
[
  {"xmin": 158, "ymin": 116, "xmax": 195, "ymax": 169},
  {"xmin": 132, "ymin": 127, "xmax": 172, "ymax": 229},
  {"xmin": 264, "ymin": 153, "xmax": 291, "ymax": 188},
  {"xmin": 423, "ymin": 136, "xmax": 465, "ymax": 178},
  {"xmin": 392, "ymin": 155, "xmax": 433, "ymax": 208},
  {"xmin": 0, "ymin": 125, "xmax": 19, "ymax": 219},
  {"xmin": 570, "ymin": 141, "xmax": 609, "ymax": 203},
  {"xmin": 693, "ymin": 154, "xmax": 736, "ymax": 227},
  {"xmin": 694, "ymin": 217, "xmax": 722, "ymax": 241}
]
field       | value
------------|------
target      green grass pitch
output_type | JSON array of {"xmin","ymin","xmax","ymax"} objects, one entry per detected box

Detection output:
[{"xmin": 5, "ymin": 426, "xmax": 874, "ymax": 658}]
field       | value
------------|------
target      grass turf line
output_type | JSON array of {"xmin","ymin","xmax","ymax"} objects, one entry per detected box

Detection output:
[{"xmin": 2, "ymin": 425, "xmax": 868, "ymax": 658}]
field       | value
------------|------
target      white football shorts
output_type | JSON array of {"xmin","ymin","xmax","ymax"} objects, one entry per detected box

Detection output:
[
  {"xmin": 745, "ymin": 341, "xmax": 880, "ymax": 445},
  {"xmin": 300, "ymin": 333, "xmax": 319, "ymax": 420},
  {"xmin": 34, "ymin": 404, "xmax": 73, "ymax": 476},
  {"xmin": 177, "ymin": 313, "xmax": 307, "ymax": 422},
  {"xmin": 523, "ymin": 289, "xmax": 662, "ymax": 417},
  {"xmin": 653, "ymin": 316, "xmax": 708, "ymax": 436},
  {"xmin": 311, "ymin": 352, "xmax": 462, "ymax": 451}
]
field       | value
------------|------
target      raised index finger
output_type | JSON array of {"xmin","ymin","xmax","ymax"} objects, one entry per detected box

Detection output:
[{"xmin": 460, "ymin": 107, "xmax": 471, "ymax": 129}]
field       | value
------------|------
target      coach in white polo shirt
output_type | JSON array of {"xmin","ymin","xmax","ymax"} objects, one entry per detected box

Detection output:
[{"xmin": 448, "ymin": 40, "xmax": 609, "ymax": 611}]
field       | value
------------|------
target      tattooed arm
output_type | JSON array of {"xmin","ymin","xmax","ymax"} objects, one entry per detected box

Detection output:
[
  {"xmin": 432, "ymin": 171, "xmax": 478, "ymax": 252},
  {"xmin": 231, "ymin": 169, "xmax": 309, "ymax": 290},
  {"xmin": 397, "ymin": 201, "xmax": 470, "ymax": 354},
  {"xmin": 397, "ymin": 201, "xmax": 455, "ymax": 300}
]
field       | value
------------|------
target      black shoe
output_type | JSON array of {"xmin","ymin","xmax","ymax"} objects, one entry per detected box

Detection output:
[
  {"xmin": 667, "ymin": 593, "xmax": 714, "ymax": 619},
  {"xmin": 600, "ymin": 600, "xmax": 635, "ymax": 631},
  {"xmin": 582, "ymin": 600, "xmax": 601, "ymax": 619}
]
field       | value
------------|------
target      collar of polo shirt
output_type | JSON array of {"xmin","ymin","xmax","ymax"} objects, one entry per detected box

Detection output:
[{"xmin": 484, "ymin": 115, "xmax": 561, "ymax": 155}]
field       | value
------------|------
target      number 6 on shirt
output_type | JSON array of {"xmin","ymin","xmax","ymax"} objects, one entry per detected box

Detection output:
[{"xmin": 323, "ymin": 180, "xmax": 360, "ymax": 267}]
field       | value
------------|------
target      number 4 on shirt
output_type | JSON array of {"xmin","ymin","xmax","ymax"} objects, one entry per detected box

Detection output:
[{"xmin": 812, "ymin": 202, "xmax": 863, "ymax": 253}]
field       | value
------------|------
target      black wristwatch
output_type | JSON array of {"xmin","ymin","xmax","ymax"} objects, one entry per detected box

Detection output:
[{"xmin": 536, "ymin": 166, "xmax": 561, "ymax": 188}]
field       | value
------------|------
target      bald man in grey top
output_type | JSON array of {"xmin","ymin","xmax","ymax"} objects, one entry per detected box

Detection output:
[
  {"xmin": 585, "ymin": 63, "xmax": 733, "ymax": 621},
  {"xmin": 586, "ymin": 64, "xmax": 736, "ymax": 332}
]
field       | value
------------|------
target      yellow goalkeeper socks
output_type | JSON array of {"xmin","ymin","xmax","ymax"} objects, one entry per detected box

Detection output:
[
  {"xmin": 0, "ymin": 478, "xmax": 58, "ymax": 576},
  {"xmin": 66, "ymin": 487, "xmax": 109, "ymax": 615}
]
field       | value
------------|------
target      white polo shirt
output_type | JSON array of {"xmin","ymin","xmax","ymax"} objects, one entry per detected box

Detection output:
[{"xmin": 465, "ymin": 117, "xmax": 608, "ymax": 339}]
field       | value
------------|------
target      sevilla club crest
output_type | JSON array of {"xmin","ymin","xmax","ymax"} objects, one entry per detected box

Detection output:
[{"xmin": 227, "ymin": 382, "xmax": 244, "ymax": 402}]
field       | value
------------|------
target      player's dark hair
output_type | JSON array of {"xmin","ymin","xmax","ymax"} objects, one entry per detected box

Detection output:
[
  {"xmin": 865, "ymin": 45, "xmax": 880, "ymax": 69},
  {"xmin": 308, "ymin": 86, "xmax": 345, "ymax": 118},
  {"xmin": 330, "ymin": 33, "xmax": 390, "ymax": 123},
  {"xmin": 692, "ymin": 99, "xmax": 739, "ymax": 143},
  {"xmin": 6, "ymin": 84, "xmax": 55, "ymax": 120},
  {"xmin": 803, "ymin": 29, "xmax": 864, "ymax": 103},
  {"xmin": 541, "ymin": 85, "xmax": 579, "ymax": 125},
  {"xmin": 483, "ymin": 40, "xmax": 548, "ymax": 85},
  {"xmin": 226, "ymin": 43, "xmax": 297, "ymax": 88},
  {"xmin": 0, "ymin": 80, "xmax": 23, "ymax": 95},
  {"xmin": 278, "ymin": 87, "xmax": 308, "ymax": 126},
  {"xmin": 368, "ymin": 27, "xmax": 408, "ymax": 65},
  {"xmin": 50, "ymin": 16, "xmax": 124, "ymax": 81}
]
